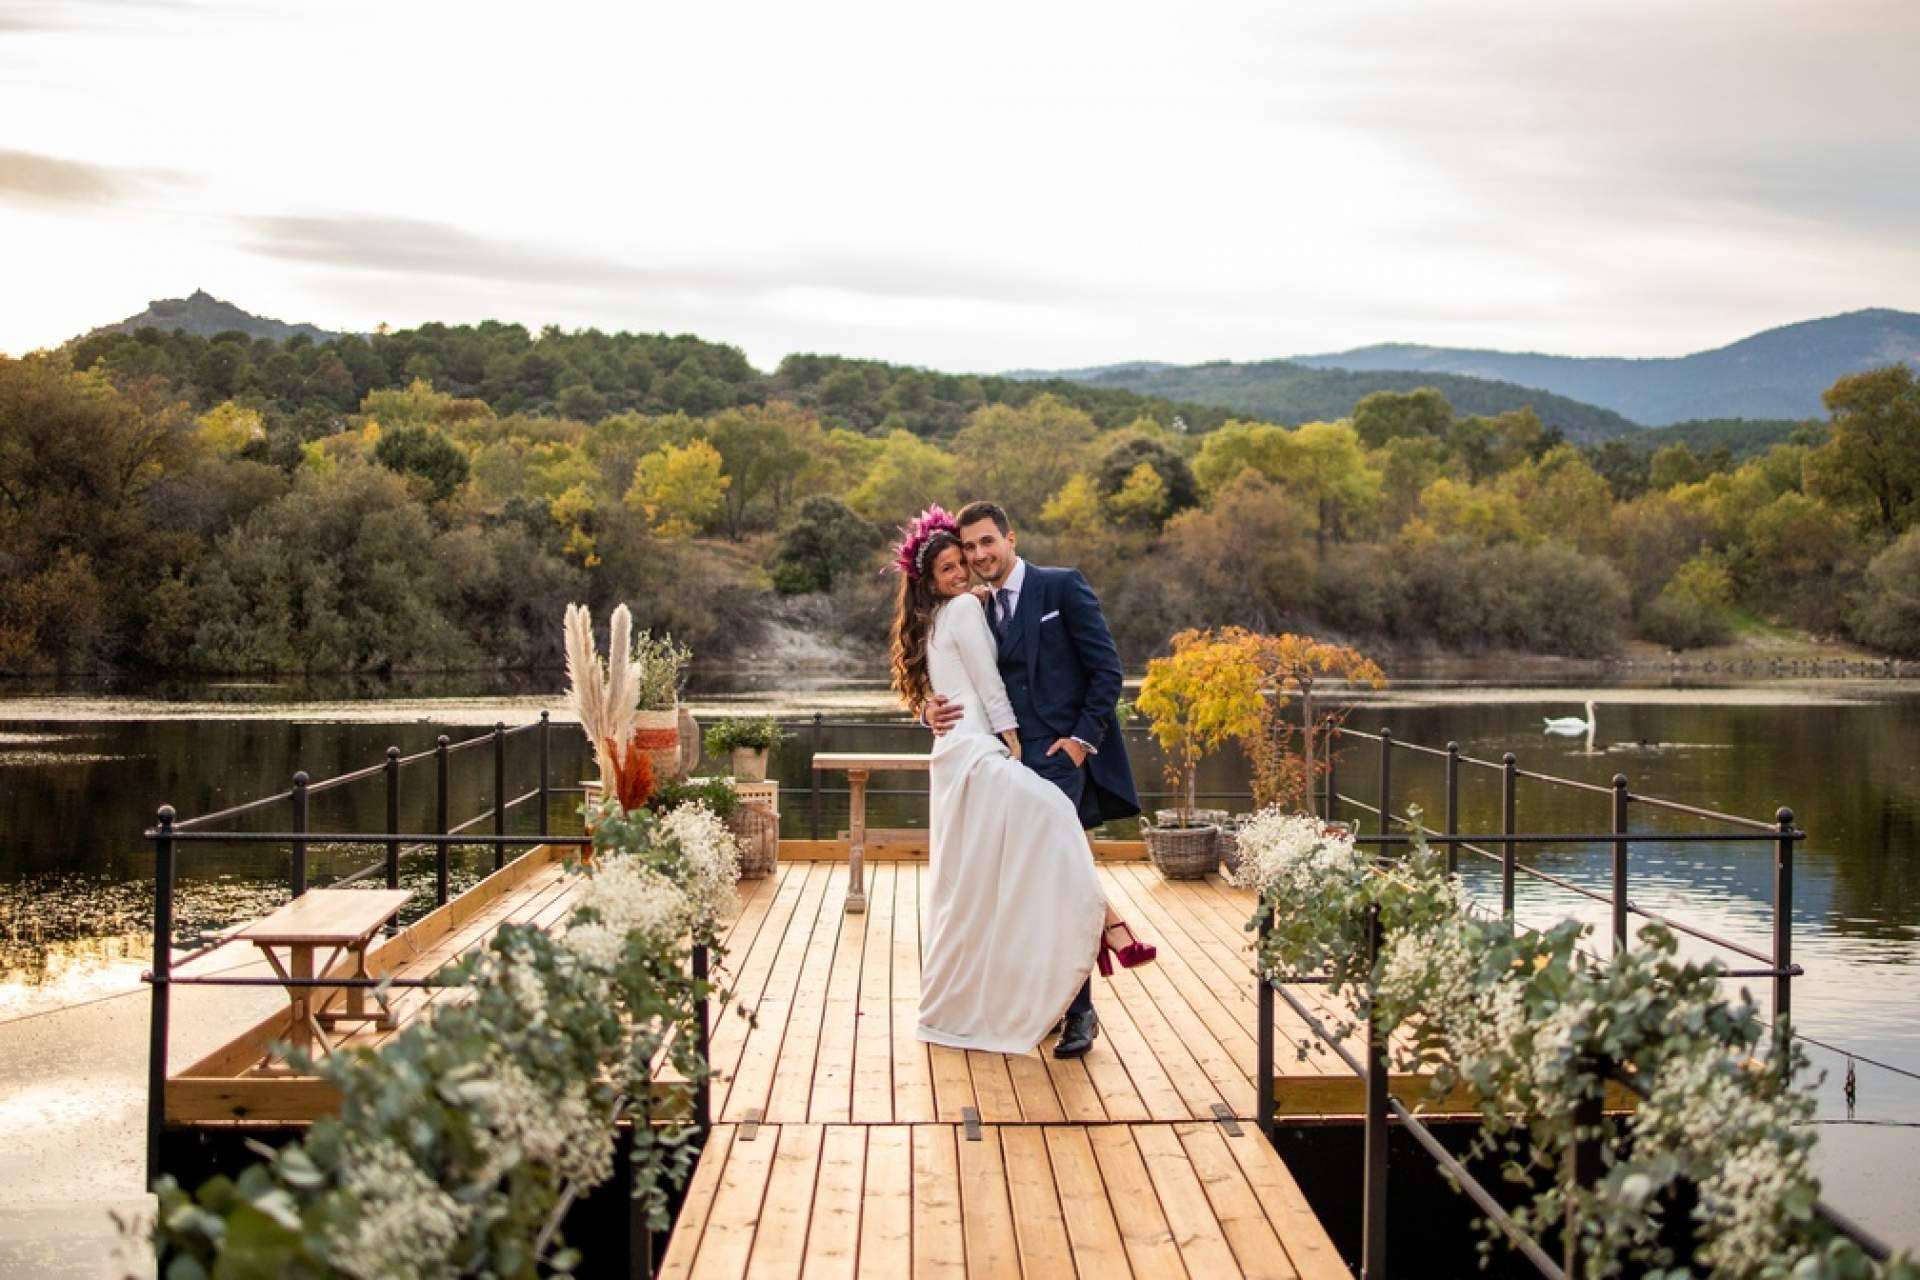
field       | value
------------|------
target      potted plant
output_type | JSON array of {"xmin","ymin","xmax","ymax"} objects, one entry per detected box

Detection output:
[
  {"xmin": 704, "ymin": 715, "xmax": 787, "ymax": 783},
  {"xmin": 1135, "ymin": 629, "xmax": 1263, "ymax": 878},
  {"xmin": 632, "ymin": 629, "xmax": 694, "ymax": 782}
]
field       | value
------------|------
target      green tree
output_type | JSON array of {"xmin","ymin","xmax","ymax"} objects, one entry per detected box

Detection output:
[
  {"xmin": 1093, "ymin": 433, "xmax": 1199, "ymax": 521},
  {"xmin": 1851, "ymin": 526, "xmax": 1920, "ymax": 655},
  {"xmin": 951, "ymin": 394, "xmax": 1097, "ymax": 516},
  {"xmin": 196, "ymin": 401, "xmax": 265, "ymax": 456},
  {"xmin": 1804, "ymin": 364, "xmax": 1920, "ymax": 535},
  {"xmin": 1276, "ymin": 421, "xmax": 1381, "ymax": 554},
  {"xmin": 702, "ymin": 402, "xmax": 818, "ymax": 537},
  {"xmin": 1193, "ymin": 420, "xmax": 1293, "ymax": 496},
  {"xmin": 769, "ymin": 495, "xmax": 883, "ymax": 594},
  {"xmin": 1105, "ymin": 461, "xmax": 1170, "ymax": 529},
  {"xmin": 373, "ymin": 424, "xmax": 470, "ymax": 504},
  {"xmin": 625, "ymin": 440, "xmax": 729, "ymax": 537},
  {"xmin": 846, "ymin": 430, "xmax": 956, "ymax": 522},
  {"xmin": 1649, "ymin": 443, "xmax": 1706, "ymax": 491},
  {"xmin": 1353, "ymin": 387, "xmax": 1453, "ymax": 448},
  {"xmin": 1162, "ymin": 473, "xmax": 1314, "ymax": 631}
]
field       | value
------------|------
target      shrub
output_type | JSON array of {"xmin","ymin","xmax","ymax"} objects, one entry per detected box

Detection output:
[{"xmin": 1850, "ymin": 527, "xmax": 1920, "ymax": 656}]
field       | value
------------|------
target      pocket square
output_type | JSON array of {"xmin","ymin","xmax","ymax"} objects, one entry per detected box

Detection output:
[{"xmin": 1040, "ymin": 610, "xmax": 1060, "ymax": 622}]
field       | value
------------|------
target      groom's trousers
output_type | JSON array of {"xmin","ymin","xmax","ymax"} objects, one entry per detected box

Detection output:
[{"xmin": 1023, "ymin": 733, "xmax": 1098, "ymax": 1021}]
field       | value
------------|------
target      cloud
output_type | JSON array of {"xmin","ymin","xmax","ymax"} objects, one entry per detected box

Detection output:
[
  {"xmin": 238, "ymin": 213, "xmax": 1105, "ymax": 310},
  {"xmin": 0, "ymin": 149, "xmax": 197, "ymax": 209},
  {"xmin": 0, "ymin": 0, "xmax": 201, "ymax": 32}
]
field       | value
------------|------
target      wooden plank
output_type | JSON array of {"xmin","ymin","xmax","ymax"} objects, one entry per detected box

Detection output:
[
  {"xmin": 744, "ymin": 1124, "xmax": 824, "ymax": 1280},
  {"xmin": 1005, "ymin": 1051, "xmax": 1065, "ymax": 1123},
  {"xmin": 705, "ymin": 864, "xmax": 817, "ymax": 1116},
  {"xmin": 1131, "ymin": 1122, "xmax": 1247, "ymax": 1279},
  {"xmin": 852, "ymin": 862, "xmax": 896, "ymax": 1123},
  {"xmin": 1040, "ymin": 1050, "xmax": 1110, "ymax": 1123},
  {"xmin": 725, "ymin": 863, "xmax": 836, "ymax": 1122},
  {"xmin": 999, "ymin": 1125, "xmax": 1076, "ymax": 1278},
  {"xmin": 910, "ymin": 1125, "xmax": 965, "ymax": 1280},
  {"xmin": 954, "ymin": 1128, "xmax": 1020, "ymax": 1280},
  {"xmin": 929, "ymin": 1044, "xmax": 976, "ymax": 1123},
  {"xmin": 1087, "ymin": 1124, "xmax": 1190, "ymax": 1280},
  {"xmin": 858, "ymin": 1126, "xmax": 912, "ymax": 1280},
  {"xmin": 1218, "ymin": 1124, "xmax": 1351, "ymax": 1280},
  {"xmin": 966, "ymin": 1050, "xmax": 1022, "ymax": 1124},
  {"xmin": 659, "ymin": 1125, "xmax": 737, "ymax": 1280},
  {"xmin": 800, "ymin": 1126, "xmax": 866, "ymax": 1280},
  {"xmin": 761, "ymin": 866, "xmax": 845, "ymax": 1123},
  {"xmin": 807, "ymin": 865, "xmax": 870, "ymax": 1123},
  {"xmin": 164, "ymin": 1076, "xmax": 342, "ymax": 1123},
  {"xmin": 889, "ymin": 863, "xmax": 936, "ymax": 1122},
  {"xmin": 1174, "ymin": 1121, "xmax": 1300, "ymax": 1280},
  {"xmin": 811, "ymin": 752, "xmax": 930, "ymax": 771},
  {"xmin": 1093, "ymin": 968, "xmax": 1198, "ymax": 1121},
  {"xmin": 689, "ymin": 1119, "xmax": 780, "ymax": 1280},
  {"xmin": 1041, "ymin": 1126, "xmax": 1133, "ymax": 1277}
]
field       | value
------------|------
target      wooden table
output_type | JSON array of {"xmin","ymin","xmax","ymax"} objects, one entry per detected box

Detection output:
[
  {"xmin": 810, "ymin": 752, "xmax": 930, "ymax": 913},
  {"xmin": 233, "ymin": 888, "xmax": 412, "ymax": 1068}
]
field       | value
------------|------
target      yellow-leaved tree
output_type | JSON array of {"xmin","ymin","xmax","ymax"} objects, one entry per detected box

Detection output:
[
  {"xmin": 1229, "ymin": 630, "xmax": 1386, "ymax": 814},
  {"xmin": 626, "ymin": 439, "xmax": 729, "ymax": 538},
  {"xmin": 1136, "ymin": 629, "xmax": 1265, "ymax": 824}
]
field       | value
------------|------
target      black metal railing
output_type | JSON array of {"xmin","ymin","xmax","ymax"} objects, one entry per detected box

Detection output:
[
  {"xmin": 141, "ymin": 711, "xmax": 713, "ymax": 1194},
  {"xmin": 1253, "ymin": 724, "xmax": 1891, "ymax": 1277}
]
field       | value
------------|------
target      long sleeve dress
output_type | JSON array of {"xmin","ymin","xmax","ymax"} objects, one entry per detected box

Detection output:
[{"xmin": 915, "ymin": 591, "xmax": 1108, "ymax": 1053}]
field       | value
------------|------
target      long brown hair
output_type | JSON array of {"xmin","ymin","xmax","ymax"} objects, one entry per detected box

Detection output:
[{"xmin": 889, "ymin": 530, "xmax": 961, "ymax": 713}]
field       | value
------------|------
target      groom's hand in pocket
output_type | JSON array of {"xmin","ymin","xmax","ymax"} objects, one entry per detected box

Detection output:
[
  {"xmin": 922, "ymin": 694, "xmax": 965, "ymax": 737},
  {"xmin": 1046, "ymin": 738, "xmax": 1088, "ymax": 768}
]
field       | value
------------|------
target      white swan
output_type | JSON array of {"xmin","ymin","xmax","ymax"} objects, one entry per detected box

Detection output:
[{"xmin": 1543, "ymin": 700, "xmax": 1597, "ymax": 735}]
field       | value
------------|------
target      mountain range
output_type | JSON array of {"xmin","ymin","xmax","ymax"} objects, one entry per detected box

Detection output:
[{"xmin": 1017, "ymin": 309, "xmax": 1920, "ymax": 431}]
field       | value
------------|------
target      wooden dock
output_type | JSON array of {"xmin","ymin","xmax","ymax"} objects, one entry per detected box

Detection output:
[{"xmin": 166, "ymin": 845, "xmax": 1382, "ymax": 1276}]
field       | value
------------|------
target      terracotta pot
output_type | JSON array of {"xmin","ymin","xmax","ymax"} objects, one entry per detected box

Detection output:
[
  {"xmin": 633, "ymin": 707, "xmax": 683, "ymax": 781},
  {"xmin": 731, "ymin": 746, "xmax": 770, "ymax": 783}
]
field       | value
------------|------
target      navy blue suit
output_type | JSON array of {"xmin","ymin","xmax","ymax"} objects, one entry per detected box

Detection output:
[{"xmin": 990, "ymin": 563, "xmax": 1141, "ymax": 1024}]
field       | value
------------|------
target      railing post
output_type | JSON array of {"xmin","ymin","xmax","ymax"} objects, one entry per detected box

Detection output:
[
  {"xmin": 145, "ymin": 805, "xmax": 175, "ymax": 1190},
  {"xmin": 1362, "ymin": 902, "xmax": 1388, "ymax": 1280},
  {"xmin": 290, "ymin": 771, "xmax": 309, "ymax": 897},
  {"xmin": 693, "ymin": 943, "xmax": 712, "ymax": 1140},
  {"xmin": 809, "ymin": 712, "xmax": 824, "ymax": 841},
  {"xmin": 385, "ymin": 747, "xmax": 401, "ymax": 891},
  {"xmin": 1564, "ymin": 1064, "xmax": 1606, "ymax": 1278},
  {"xmin": 1376, "ymin": 728, "xmax": 1393, "ymax": 852},
  {"xmin": 1611, "ymin": 775, "xmax": 1630, "ymax": 955},
  {"xmin": 1774, "ymin": 806, "xmax": 1795, "ymax": 1058},
  {"xmin": 436, "ymin": 735, "xmax": 451, "ymax": 906},
  {"xmin": 538, "ymin": 711, "xmax": 551, "ymax": 838},
  {"xmin": 1257, "ymin": 915, "xmax": 1276, "ymax": 1141},
  {"xmin": 493, "ymin": 721, "xmax": 507, "ymax": 872},
  {"xmin": 1501, "ymin": 752, "xmax": 1518, "ymax": 922},
  {"xmin": 1443, "ymin": 741, "xmax": 1460, "ymax": 874},
  {"xmin": 1324, "ymin": 727, "xmax": 1339, "ymax": 823}
]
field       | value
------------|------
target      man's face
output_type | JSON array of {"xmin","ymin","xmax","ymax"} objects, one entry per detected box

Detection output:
[{"xmin": 958, "ymin": 518, "xmax": 1016, "ymax": 585}]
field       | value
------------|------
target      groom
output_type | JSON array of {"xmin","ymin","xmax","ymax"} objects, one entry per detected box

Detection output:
[{"xmin": 923, "ymin": 499, "xmax": 1141, "ymax": 1058}]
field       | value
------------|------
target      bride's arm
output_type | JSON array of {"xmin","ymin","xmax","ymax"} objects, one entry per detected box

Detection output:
[{"xmin": 952, "ymin": 594, "xmax": 1020, "ymax": 739}]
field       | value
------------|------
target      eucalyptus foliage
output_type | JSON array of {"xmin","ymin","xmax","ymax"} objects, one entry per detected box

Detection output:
[
  {"xmin": 147, "ymin": 800, "xmax": 740, "ymax": 1279},
  {"xmin": 1235, "ymin": 809, "xmax": 1918, "ymax": 1279}
]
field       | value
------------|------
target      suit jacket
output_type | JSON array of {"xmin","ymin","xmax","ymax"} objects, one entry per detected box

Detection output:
[{"xmin": 992, "ymin": 564, "xmax": 1142, "ymax": 823}]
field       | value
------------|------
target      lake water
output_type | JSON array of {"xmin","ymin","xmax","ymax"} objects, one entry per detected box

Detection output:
[{"xmin": 2, "ymin": 669, "xmax": 1917, "ymax": 1250}]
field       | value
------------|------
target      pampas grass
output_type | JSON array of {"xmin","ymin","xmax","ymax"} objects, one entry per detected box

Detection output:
[{"xmin": 564, "ymin": 602, "xmax": 642, "ymax": 783}]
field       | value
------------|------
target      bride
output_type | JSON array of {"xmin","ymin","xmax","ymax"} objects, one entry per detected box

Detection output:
[{"xmin": 888, "ymin": 509, "xmax": 1124, "ymax": 1053}]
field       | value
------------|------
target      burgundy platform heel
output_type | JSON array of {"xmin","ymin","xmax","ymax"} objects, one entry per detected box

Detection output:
[{"xmin": 1096, "ymin": 920, "xmax": 1158, "ymax": 976}]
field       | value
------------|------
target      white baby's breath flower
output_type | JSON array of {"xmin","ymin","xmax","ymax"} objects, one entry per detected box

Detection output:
[{"xmin": 324, "ymin": 1138, "xmax": 467, "ymax": 1280}]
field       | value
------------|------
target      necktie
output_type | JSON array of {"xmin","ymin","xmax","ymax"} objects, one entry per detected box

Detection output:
[{"xmin": 994, "ymin": 588, "xmax": 1012, "ymax": 639}]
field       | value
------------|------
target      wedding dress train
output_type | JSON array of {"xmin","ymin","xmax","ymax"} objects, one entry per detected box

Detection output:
[{"xmin": 916, "ymin": 591, "xmax": 1107, "ymax": 1053}]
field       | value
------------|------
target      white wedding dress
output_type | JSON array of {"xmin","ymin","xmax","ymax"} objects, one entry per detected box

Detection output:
[{"xmin": 916, "ymin": 591, "xmax": 1108, "ymax": 1053}]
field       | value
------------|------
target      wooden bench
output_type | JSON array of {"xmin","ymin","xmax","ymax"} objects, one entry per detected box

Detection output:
[
  {"xmin": 810, "ymin": 752, "xmax": 930, "ymax": 913},
  {"xmin": 232, "ymin": 887, "xmax": 413, "ymax": 1069}
]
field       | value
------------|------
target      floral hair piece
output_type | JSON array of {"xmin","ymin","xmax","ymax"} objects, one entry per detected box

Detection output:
[{"xmin": 890, "ymin": 504, "xmax": 961, "ymax": 580}]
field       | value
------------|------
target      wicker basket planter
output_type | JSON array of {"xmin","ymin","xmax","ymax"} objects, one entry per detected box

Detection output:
[
  {"xmin": 1143, "ymin": 820, "xmax": 1220, "ymax": 880},
  {"xmin": 1217, "ymin": 817, "xmax": 1246, "ymax": 878},
  {"xmin": 727, "ymin": 801, "xmax": 780, "ymax": 879},
  {"xmin": 1156, "ymin": 807, "xmax": 1229, "ymax": 830}
]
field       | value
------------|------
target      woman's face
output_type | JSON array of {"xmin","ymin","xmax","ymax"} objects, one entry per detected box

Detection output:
[{"xmin": 928, "ymin": 543, "xmax": 970, "ymax": 598}]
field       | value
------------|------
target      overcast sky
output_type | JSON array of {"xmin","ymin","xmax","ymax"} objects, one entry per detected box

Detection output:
[{"xmin": 3, "ymin": 0, "xmax": 1917, "ymax": 371}]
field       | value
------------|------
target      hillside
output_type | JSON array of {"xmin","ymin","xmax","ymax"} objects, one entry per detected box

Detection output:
[
  {"xmin": 1014, "ymin": 358, "xmax": 1643, "ymax": 441},
  {"xmin": 1291, "ymin": 309, "xmax": 1920, "ymax": 425},
  {"xmin": 91, "ymin": 289, "xmax": 340, "ymax": 344}
]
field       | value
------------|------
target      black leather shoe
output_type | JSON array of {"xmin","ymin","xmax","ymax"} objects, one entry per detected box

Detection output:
[{"xmin": 1052, "ymin": 1008, "xmax": 1099, "ymax": 1059}]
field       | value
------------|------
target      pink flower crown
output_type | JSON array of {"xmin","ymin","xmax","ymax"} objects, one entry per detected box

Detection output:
[{"xmin": 890, "ymin": 504, "xmax": 961, "ymax": 580}]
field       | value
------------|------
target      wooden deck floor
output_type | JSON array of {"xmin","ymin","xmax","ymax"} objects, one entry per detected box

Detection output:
[{"xmin": 166, "ymin": 847, "xmax": 1375, "ymax": 1276}]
